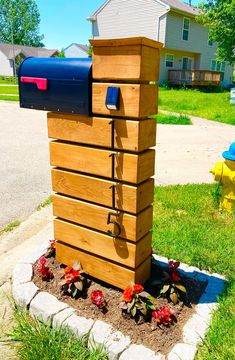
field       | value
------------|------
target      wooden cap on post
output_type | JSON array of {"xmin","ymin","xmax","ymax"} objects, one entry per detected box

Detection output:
[{"xmin": 90, "ymin": 37, "xmax": 163, "ymax": 82}]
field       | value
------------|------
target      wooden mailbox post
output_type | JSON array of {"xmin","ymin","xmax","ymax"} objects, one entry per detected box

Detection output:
[{"xmin": 47, "ymin": 37, "xmax": 162, "ymax": 289}]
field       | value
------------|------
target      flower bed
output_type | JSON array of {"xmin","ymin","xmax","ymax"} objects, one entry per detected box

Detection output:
[{"xmin": 32, "ymin": 249, "xmax": 206, "ymax": 355}]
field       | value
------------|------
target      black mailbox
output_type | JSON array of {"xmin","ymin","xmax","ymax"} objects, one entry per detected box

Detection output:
[{"xmin": 18, "ymin": 57, "xmax": 92, "ymax": 115}]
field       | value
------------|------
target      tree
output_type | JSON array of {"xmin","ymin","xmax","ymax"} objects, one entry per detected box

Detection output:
[
  {"xmin": 0, "ymin": 0, "xmax": 44, "ymax": 47},
  {"xmin": 88, "ymin": 44, "xmax": 92, "ymax": 58},
  {"xmin": 56, "ymin": 49, "xmax": 65, "ymax": 58},
  {"xmin": 197, "ymin": 0, "xmax": 235, "ymax": 64}
]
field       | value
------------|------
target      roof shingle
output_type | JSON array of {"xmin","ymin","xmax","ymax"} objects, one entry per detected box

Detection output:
[{"xmin": 0, "ymin": 43, "xmax": 58, "ymax": 59}]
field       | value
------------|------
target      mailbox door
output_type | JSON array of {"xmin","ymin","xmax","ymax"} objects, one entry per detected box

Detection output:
[{"xmin": 18, "ymin": 57, "xmax": 92, "ymax": 115}]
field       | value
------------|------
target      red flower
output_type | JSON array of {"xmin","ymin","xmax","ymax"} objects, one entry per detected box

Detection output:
[
  {"xmin": 168, "ymin": 260, "xmax": 180, "ymax": 269},
  {"xmin": 123, "ymin": 285, "xmax": 133, "ymax": 303},
  {"xmin": 64, "ymin": 273, "xmax": 74, "ymax": 284},
  {"xmin": 39, "ymin": 256, "xmax": 46, "ymax": 265},
  {"xmin": 49, "ymin": 240, "xmax": 56, "ymax": 249},
  {"xmin": 72, "ymin": 270, "xmax": 80, "ymax": 278},
  {"xmin": 38, "ymin": 257, "xmax": 53, "ymax": 280},
  {"xmin": 133, "ymin": 284, "xmax": 144, "ymax": 294},
  {"xmin": 152, "ymin": 306, "xmax": 175, "ymax": 325},
  {"xmin": 64, "ymin": 266, "xmax": 73, "ymax": 274},
  {"xmin": 90, "ymin": 290, "xmax": 106, "ymax": 308},
  {"xmin": 169, "ymin": 269, "xmax": 180, "ymax": 282}
]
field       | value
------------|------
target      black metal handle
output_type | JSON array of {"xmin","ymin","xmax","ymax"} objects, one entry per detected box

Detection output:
[{"xmin": 107, "ymin": 211, "xmax": 121, "ymax": 238}]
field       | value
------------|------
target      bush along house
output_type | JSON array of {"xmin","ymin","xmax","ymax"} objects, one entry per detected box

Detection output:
[{"xmin": 87, "ymin": 0, "xmax": 234, "ymax": 88}]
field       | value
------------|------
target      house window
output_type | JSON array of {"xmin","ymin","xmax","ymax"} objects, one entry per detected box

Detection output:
[
  {"xmin": 182, "ymin": 18, "xmax": 190, "ymax": 41},
  {"xmin": 211, "ymin": 60, "xmax": 225, "ymax": 72},
  {"xmin": 165, "ymin": 54, "xmax": 174, "ymax": 67},
  {"xmin": 211, "ymin": 60, "xmax": 226, "ymax": 81},
  {"xmin": 182, "ymin": 57, "xmax": 192, "ymax": 70}
]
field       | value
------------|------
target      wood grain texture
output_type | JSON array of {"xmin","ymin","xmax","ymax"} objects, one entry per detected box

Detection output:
[
  {"xmin": 47, "ymin": 113, "xmax": 156, "ymax": 152},
  {"xmin": 50, "ymin": 141, "xmax": 155, "ymax": 184},
  {"xmin": 54, "ymin": 218, "xmax": 152, "ymax": 268},
  {"xmin": 56, "ymin": 242, "xmax": 151, "ymax": 289},
  {"xmin": 92, "ymin": 83, "xmax": 158, "ymax": 118},
  {"xmin": 91, "ymin": 44, "xmax": 160, "ymax": 81},
  {"xmin": 51, "ymin": 169, "xmax": 154, "ymax": 214},
  {"xmin": 90, "ymin": 37, "xmax": 163, "ymax": 50},
  {"xmin": 52, "ymin": 194, "xmax": 153, "ymax": 241}
]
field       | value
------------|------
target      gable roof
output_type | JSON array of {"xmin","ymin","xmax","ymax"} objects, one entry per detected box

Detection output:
[
  {"xmin": 0, "ymin": 43, "xmax": 58, "ymax": 59},
  {"xmin": 64, "ymin": 43, "xmax": 89, "ymax": 53},
  {"xmin": 162, "ymin": 0, "xmax": 199, "ymax": 16},
  {"xmin": 88, "ymin": 0, "xmax": 199, "ymax": 20}
]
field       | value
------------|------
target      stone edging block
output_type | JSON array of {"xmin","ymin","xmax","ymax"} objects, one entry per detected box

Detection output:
[
  {"xmin": 11, "ymin": 245, "xmax": 227, "ymax": 360},
  {"xmin": 29, "ymin": 291, "xmax": 68, "ymax": 323}
]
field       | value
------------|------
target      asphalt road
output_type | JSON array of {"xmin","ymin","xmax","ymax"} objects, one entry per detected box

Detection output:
[
  {"xmin": 0, "ymin": 101, "xmax": 234, "ymax": 229},
  {"xmin": 0, "ymin": 101, "xmax": 51, "ymax": 228}
]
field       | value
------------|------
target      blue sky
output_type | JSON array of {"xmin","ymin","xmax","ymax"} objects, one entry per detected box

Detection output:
[{"xmin": 36, "ymin": 0, "xmax": 201, "ymax": 50}]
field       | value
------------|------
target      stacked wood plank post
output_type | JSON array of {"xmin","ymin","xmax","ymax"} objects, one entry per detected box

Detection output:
[{"xmin": 47, "ymin": 37, "xmax": 162, "ymax": 290}]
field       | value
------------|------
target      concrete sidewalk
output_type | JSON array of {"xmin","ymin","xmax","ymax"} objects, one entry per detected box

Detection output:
[
  {"xmin": 155, "ymin": 113, "xmax": 234, "ymax": 185},
  {"xmin": 0, "ymin": 206, "xmax": 53, "ymax": 359}
]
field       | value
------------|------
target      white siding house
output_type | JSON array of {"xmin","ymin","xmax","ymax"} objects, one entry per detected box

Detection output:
[
  {"xmin": 0, "ymin": 43, "xmax": 58, "ymax": 76},
  {"xmin": 88, "ymin": 0, "xmax": 234, "ymax": 87},
  {"xmin": 0, "ymin": 48, "xmax": 14, "ymax": 76},
  {"xmin": 64, "ymin": 43, "xmax": 89, "ymax": 58}
]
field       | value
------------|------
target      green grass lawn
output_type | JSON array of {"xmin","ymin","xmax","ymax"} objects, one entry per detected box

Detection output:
[
  {"xmin": 0, "ymin": 95, "xmax": 19, "ymax": 101},
  {"xmin": 159, "ymin": 87, "xmax": 235, "ymax": 125},
  {"xmin": 0, "ymin": 76, "xmax": 17, "ymax": 84},
  {"xmin": 0, "ymin": 85, "xmax": 19, "ymax": 101},
  {"xmin": 153, "ymin": 183, "xmax": 235, "ymax": 359},
  {"xmin": 5, "ymin": 307, "xmax": 108, "ymax": 360},
  {"xmin": 0, "ymin": 85, "xmax": 19, "ymax": 95},
  {"xmin": 153, "ymin": 112, "xmax": 192, "ymax": 125}
]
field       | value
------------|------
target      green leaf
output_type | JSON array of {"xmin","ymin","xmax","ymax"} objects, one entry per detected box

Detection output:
[
  {"xmin": 74, "ymin": 281, "xmax": 83, "ymax": 291},
  {"xmin": 175, "ymin": 284, "xmax": 187, "ymax": 293},
  {"xmin": 161, "ymin": 284, "xmax": 170, "ymax": 294},
  {"xmin": 140, "ymin": 306, "xmax": 147, "ymax": 316},
  {"xmin": 147, "ymin": 304, "xmax": 156, "ymax": 311},
  {"xmin": 127, "ymin": 300, "xmax": 135, "ymax": 311},
  {"xmin": 139, "ymin": 291, "xmax": 150, "ymax": 298},
  {"xmin": 170, "ymin": 292, "xmax": 178, "ymax": 304},
  {"xmin": 148, "ymin": 295, "xmax": 157, "ymax": 302},
  {"xmin": 72, "ymin": 288, "xmax": 78, "ymax": 298},
  {"xmin": 119, "ymin": 302, "xmax": 128, "ymax": 310},
  {"xmin": 131, "ymin": 307, "xmax": 137, "ymax": 317}
]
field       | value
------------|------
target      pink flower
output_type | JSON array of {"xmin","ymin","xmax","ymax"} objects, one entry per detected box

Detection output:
[
  {"xmin": 90, "ymin": 290, "xmax": 106, "ymax": 308},
  {"xmin": 39, "ymin": 257, "xmax": 46, "ymax": 265},
  {"xmin": 152, "ymin": 306, "xmax": 175, "ymax": 325}
]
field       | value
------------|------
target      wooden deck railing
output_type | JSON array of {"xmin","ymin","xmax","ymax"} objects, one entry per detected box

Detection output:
[{"xmin": 168, "ymin": 70, "xmax": 221, "ymax": 86}]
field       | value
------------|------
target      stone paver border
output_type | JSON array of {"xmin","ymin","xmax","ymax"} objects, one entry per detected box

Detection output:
[{"xmin": 12, "ymin": 242, "xmax": 226, "ymax": 360}]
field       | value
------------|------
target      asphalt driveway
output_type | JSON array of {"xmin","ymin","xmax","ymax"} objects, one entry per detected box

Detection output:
[
  {"xmin": 0, "ymin": 101, "xmax": 51, "ymax": 228},
  {"xmin": 0, "ymin": 101, "xmax": 234, "ymax": 228}
]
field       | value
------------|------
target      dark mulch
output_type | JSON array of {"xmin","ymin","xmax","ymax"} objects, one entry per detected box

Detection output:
[{"xmin": 33, "ymin": 256, "xmax": 207, "ymax": 355}]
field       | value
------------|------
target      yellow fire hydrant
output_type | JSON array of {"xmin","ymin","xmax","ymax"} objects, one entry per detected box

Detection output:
[{"xmin": 210, "ymin": 142, "xmax": 235, "ymax": 212}]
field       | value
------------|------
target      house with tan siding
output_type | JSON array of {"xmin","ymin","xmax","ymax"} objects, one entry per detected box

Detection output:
[{"xmin": 88, "ymin": 0, "xmax": 234, "ymax": 87}]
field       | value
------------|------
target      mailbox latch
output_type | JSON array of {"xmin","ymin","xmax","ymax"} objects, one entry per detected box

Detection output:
[{"xmin": 106, "ymin": 87, "xmax": 120, "ymax": 110}]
